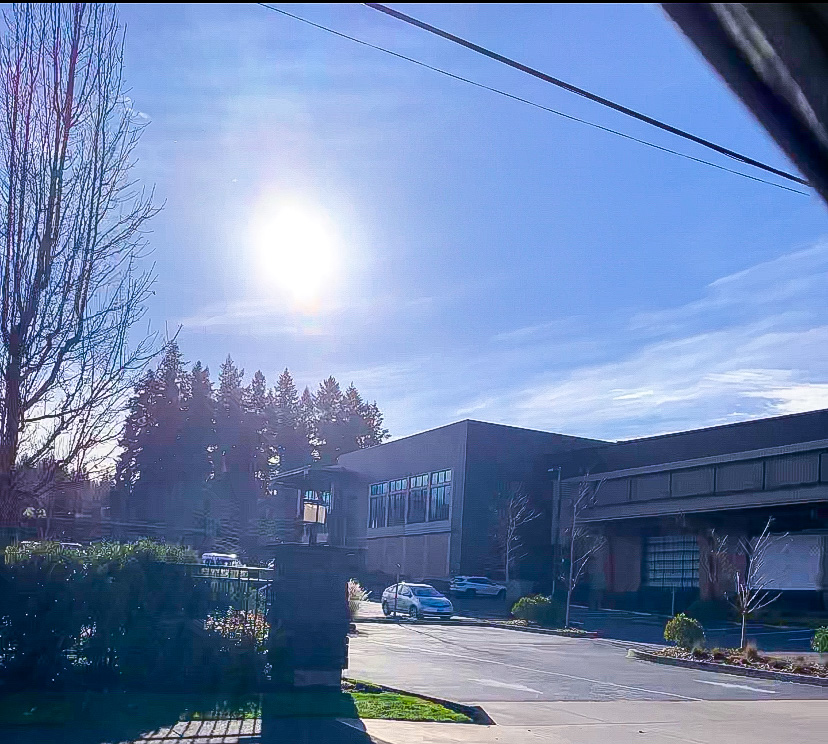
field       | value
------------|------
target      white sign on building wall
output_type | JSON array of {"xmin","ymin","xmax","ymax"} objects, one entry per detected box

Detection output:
[{"xmin": 761, "ymin": 534, "xmax": 825, "ymax": 591}]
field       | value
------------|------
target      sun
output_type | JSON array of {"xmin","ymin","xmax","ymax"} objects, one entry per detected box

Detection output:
[{"xmin": 251, "ymin": 199, "xmax": 340, "ymax": 305}]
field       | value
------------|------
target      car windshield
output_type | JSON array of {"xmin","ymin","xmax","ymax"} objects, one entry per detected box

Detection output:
[{"xmin": 411, "ymin": 587, "xmax": 442, "ymax": 597}]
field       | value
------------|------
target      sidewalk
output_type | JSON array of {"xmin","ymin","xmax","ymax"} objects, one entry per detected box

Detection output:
[{"xmin": 351, "ymin": 699, "xmax": 828, "ymax": 744}]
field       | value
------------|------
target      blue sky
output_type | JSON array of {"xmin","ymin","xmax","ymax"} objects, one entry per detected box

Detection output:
[{"xmin": 119, "ymin": 3, "xmax": 828, "ymax": 441}]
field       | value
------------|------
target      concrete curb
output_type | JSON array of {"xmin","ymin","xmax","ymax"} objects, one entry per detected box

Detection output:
[
  {"xmin": 344, "ymin": 678, "xmax": 494, "ymax": 725},
  {"xmin": 627, "ymin": 648, "xmax": 828, "ymax": 687},
  {"xmin": 353, "ymin": 616, "xmax": 597, "ymax": 638}
]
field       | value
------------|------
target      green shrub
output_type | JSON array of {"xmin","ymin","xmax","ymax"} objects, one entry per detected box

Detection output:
[
  {"xmin": 511, "ymin": 594, "xmax": 564, "ymax": 627},
  {"xmin": 812, "ymin": 627, "xmax": 828, "ymax": 654},
  {"xmin": 0, "ymin": 539, "xmax": 207, "ymax": 689},
  {"xmin": 685, "ymin": 599, "xmax": 732, "ymax": 625},
  {"xmin": 664, "ymin": 613, "xmax": 705, "ymax": 650}
]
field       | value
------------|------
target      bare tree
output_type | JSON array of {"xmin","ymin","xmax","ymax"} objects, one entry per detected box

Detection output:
[
  {"xmin": 494, "ymin": 481, "xmax": 540, "ymax": 584},
  {"xmin": 564, "ymin": 475, "xmax": 605, "ymax": 627},
  {"xmin": 700, "ymin": 527, "xmax": 733, "ymax": 600},
  {"xmin": 0, "ymin": 4, "xmax": 157, "ymax": 524},
  {"xmin": 731, "ymin": 518, "xmax": 784, "ymax": 649}
]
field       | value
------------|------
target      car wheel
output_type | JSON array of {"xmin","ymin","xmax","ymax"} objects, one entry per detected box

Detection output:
[
  {"xmin": 408, "ymin": 605, "xmax": 419, "ymax": 621},
  {"xmin": 382, "ymin": 601, "xmax": 391, "ymax": 617},
  {"xmin": 496, "ymin": 589, "xmax": 506, "ymax": 600}
]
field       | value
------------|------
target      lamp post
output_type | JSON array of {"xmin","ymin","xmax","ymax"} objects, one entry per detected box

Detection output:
[
  {"xmin": 548, "ymin": 466, "xmax": 563, "ymax": 597},
  {"xmin": 394, "ymin": 562, "xmax": 401, "ymax": 618}
]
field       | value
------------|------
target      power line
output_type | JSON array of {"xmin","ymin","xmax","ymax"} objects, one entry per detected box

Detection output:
[
  {"xmin": 256, "ymin": 3, "xmax": 807, "ymax": 196},
  {"xmin": 365, "ymin": 2, "xmax": 810, "ymax": 189}
]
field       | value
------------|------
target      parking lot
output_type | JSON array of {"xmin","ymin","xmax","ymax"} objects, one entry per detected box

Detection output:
[
  {"xmin": 401, "ymin": 595, "xmax": 817, "ymax": 652},
  {"xmin": 348, "ymin": 621, "xmax": 828, "ymax": 704}
]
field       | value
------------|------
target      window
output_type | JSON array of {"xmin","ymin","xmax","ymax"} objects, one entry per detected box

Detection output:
[
  {"xmin": 644, "ymin": 536, "xmax": 699, "ymax": 588},
  {"xmin": 368, "ymin": 495, "xmax": 388, "ymax": 529},
  {"xmin": 411, "ymin": 586, "xmax": 442, "ymax": 597},
  {"xmin": 388, "ymin": 492, "xmax": 406, "ymax": 526},
  {"xmin": 303, "ymin": 490, "xmax": 330, "ymax": 523},
  {"xmin": 431, "ymin": 469, "xmax": 451, "ymax": 486},
  {"xmin": 368, "ymin": 471, "xmax": 452, "ymax": 528},
  {"xmin": 429, "ymin": 484, "xmax": 451, "ymax": 521},
  {"xmin": 407, "ymin": 488, "xmax": 427, "ymax": 523}
]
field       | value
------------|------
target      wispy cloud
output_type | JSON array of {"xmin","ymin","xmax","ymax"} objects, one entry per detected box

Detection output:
[
  {"xmin": 180, "ymin": 294, "xmax": 435, "ymax": 337},
  {"xmin": 363, "ymin": 242, "xmax": 828, "ymax": 440}
]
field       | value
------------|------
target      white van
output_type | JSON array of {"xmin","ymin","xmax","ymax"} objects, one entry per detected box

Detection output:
[{"xmin": 200, "ymin": 552, "xmax": 241, "ymax": 567}]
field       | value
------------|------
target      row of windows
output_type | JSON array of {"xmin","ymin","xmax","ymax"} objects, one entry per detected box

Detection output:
[
  {"xmin": 368, "ymin": 470, "xmax": 452, "ymax": 529},
  {"xmin": 371, "ymin": 470, "xmax": 451, "ymax": 496}
]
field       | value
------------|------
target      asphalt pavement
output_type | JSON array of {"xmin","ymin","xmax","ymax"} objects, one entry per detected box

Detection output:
[
  {"xmin": 347, "ymin": 621, "xmax": 828, "ymax": 703},
  {"xmin": 412, "ymin": 596, "xmax": 818, "ymax": 651}
]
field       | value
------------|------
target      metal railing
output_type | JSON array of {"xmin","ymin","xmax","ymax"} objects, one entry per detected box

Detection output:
[{"xmin": 189, "ymin": 564, "xmax": 274, "ymax": 617}]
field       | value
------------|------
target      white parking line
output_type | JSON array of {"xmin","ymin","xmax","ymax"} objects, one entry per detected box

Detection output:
[
  {"xmin": 363, "ymin": 637, "xmax": 703, "ymax": 701},
  {"xmin": 471, "ymin": 678, "xmax": 543, "ymax": 694},
  {"xmin": 694, "ymin": 679, "xmax": 778, "ymax": 693}
]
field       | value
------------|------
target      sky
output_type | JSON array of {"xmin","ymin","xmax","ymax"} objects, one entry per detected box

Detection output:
[{"xmin": 117, "ymin": 3, "xmax": 828, "ymax": 442}]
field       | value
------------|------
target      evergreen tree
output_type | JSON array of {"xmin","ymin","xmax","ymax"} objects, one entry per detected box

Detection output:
[
  {"xmin": 298, "ymin": 386, "xmax": 317, "ymax": 459},
  {"xmin": 271, "ymin": 369, "xmax": 311, "ymax": 471},
  {"xmin": 114, "ymin": 341, "xmax": 188, "ymax": 526},
  {"xmin": 181, "ymin": 361, "xmax": 216, "ymax": 486},
  {"xmin": 114, "ymin": 370, "xmax": 163, "ymax": 521},
  {"xmin": 244, "ymin": 370, "xmax": 272, "ymax": 498},
  {"xmin": 214, "ymin": 356, "xmax": 263, "ymax": 553},
  {"xmin": 314, "ymin": 379, "xmax": 389, "ymax": 462}
]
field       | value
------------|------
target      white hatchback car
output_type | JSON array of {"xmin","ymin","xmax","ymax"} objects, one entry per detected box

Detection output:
[
  {"xmin": 449, "ymin": 576, "xmax": 507, "ymax": 598},
  {"xmin": 381, "ymin": 582, "xmax": 454, "ymax": 620}
]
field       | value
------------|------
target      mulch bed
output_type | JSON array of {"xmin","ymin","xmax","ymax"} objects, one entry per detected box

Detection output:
[{"xmin": 660, "ymin": 646, "xmax": 828, "ymax": 678}]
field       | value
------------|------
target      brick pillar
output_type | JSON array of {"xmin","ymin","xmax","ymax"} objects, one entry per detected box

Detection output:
[{"xmin": 266, "ymin": 544, "xmax": 358, "ymax": 688}]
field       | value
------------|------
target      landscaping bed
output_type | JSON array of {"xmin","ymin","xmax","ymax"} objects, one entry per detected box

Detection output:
[
  {"xmin": 629, "ymin": 647, "xmax": 828, "ymax": 686},
  {"xmin": 659, "ymin": 646, "xmax": 828, "ymax": 678}
]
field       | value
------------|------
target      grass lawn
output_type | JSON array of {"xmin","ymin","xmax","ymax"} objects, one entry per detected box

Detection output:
[
  {"xmin": 0, "ymin": 688, "xmax": 472, "ymax": 726},
  {"xmin": 351, "ymin": 692, "xmax": 469, "ymax": 722}
]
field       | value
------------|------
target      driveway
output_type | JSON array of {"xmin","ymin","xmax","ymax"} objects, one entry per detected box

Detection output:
[{"xmin": 347, "ymin": 621, "xmax": 828, "ymax": 703}]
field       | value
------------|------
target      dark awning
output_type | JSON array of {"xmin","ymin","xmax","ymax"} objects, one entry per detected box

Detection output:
[{"xmin": 270, "ymin": 464, "xmax": 347, "ymax": 491}]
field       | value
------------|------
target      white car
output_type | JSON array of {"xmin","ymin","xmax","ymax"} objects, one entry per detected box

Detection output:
[
  {"xmin": 381, "ymin": 582, "xmax": 454, "ymax": 620},
  {"xmin": 449, "ymin": 576, "xmax": 506, "ymax": 598}
]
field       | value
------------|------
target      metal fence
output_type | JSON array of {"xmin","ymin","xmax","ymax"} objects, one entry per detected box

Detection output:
[{"xmin": 189, "ymin": 564, "xmax": 274, "ymax": 618}]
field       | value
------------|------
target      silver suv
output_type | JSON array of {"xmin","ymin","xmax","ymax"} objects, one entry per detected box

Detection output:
[{"xmin": 381, "ymin": 582, "xmax": 454, "ymax": 620}]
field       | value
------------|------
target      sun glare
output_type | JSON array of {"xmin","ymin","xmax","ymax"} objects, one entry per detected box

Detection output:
[{"xmin": 251, "ymin": 199, "xmax": 340, "ymax": 306}]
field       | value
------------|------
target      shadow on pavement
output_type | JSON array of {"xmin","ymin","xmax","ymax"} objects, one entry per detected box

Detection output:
[
  {"xmin": 0, "ymin": 692, "xmax": 380, "ymax": 744},
  {"xmin": 257, "ymin": 694, "xmax": 376, "ymax": 743}
]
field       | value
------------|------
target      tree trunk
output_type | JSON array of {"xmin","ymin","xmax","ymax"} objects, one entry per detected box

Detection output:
[
  {"xmin": 0, "ymin": 342, "xmax": 22, "ymax": 524},
  {"xmin": 565, "ymin": 523, "xmax": 576, "ymax": 627},
  {"xmin": 740, "ymin": 612, "xmax": 747, "ymax": 649},
  {"xmin": 505, "ymin": 542, "xmax": 511, "ymax": 584}
]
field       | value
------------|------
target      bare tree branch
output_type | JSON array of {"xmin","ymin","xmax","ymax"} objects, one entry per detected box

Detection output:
[
  {"xmin": 493, "ymin": 481, "xmax": 540, "ymax": 584},
  {"xmin": 731, "ymin": 518, "xmax": 784, "ymax": 648},
  {"xmin": 564, "ymin": 474, "xmax": 606, "ymax": 627},
  {"xmin": 0, "ymin": 4, "xmax": 158, "ymax": 523}
]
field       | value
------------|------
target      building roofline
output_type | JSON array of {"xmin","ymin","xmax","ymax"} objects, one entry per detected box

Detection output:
[
  {"xmin": 337, "ymin": 418, "xmax": 605, "ymax": 459},
  {"xmin": 615, "ymin": 407, "xmax": 828, "ymax": 446}
]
